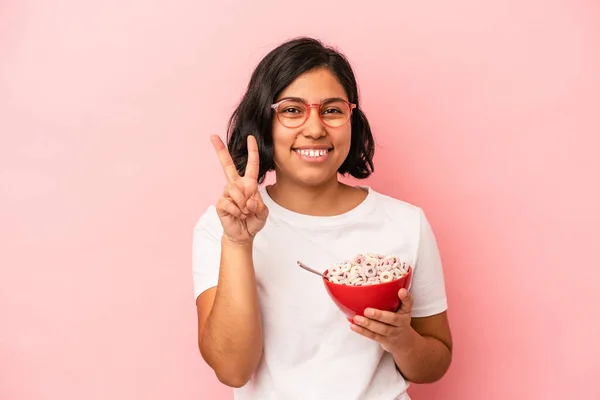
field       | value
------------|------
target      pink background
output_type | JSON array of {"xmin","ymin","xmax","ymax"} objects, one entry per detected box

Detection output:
[{"xmin": 1, "ymin": 1, "xmax": 599, "ymax": 399}]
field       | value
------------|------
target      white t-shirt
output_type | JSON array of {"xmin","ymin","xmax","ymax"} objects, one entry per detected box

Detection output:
[{"xmin": 192, "ymin": 185, "xmax": 448, "ymax": 400}]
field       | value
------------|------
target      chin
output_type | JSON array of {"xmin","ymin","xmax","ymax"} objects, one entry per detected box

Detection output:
[{"xmin": 293, "ymin": 171, "xmax": 339, "ymax": 187}]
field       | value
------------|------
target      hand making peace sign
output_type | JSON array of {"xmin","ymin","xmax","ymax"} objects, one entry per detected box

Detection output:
[{"xmin": 210, "ymin": 134, "xmax": 269, "ymax": 245}]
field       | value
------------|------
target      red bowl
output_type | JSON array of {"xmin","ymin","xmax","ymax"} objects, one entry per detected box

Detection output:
[{"xmin": 322, "ymin": 266, "xmax": 413, "ymax": 323}]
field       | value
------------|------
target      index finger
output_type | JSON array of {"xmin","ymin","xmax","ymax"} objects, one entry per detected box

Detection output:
[
  {"xmin": 362, "ymin": 308, "xmax": 403, "ymax": 327},
  {"xmin": 210, "ymin": 134, "xmax": 239, "ymax": 182},
  {"xmin": 244, "ymin": 135, "xmax": 260, "ymax": 181}
]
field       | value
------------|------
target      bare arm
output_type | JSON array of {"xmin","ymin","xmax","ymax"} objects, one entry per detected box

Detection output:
[
  {"xmin": 350, "ymin": 291, "xmax": 452, "ymax": 384},
  {"xmin": 197, "ymin": 237, "xmax": 262, "ymax": 388},
  {"xmin": 392, "ymin": 311, "xmax": 453, "ymax": 383},
  {"xmin": 196, "ymin": 134, "xmax": 268, "ymax": 388}
]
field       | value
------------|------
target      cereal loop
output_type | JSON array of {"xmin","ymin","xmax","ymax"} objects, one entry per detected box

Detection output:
[{"xmin": 380, "ymin": 271, "xmax": 393, "ymax": 283}]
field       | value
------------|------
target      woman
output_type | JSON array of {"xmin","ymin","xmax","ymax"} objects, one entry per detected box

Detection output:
[{"xmin": 193, "ymin": 37, "xmax": 452, "ymax": 400}]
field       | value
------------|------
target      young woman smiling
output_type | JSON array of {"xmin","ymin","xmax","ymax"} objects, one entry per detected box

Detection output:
[{"xmin": 193, "ymin": 37, "xmax": 452, "ymax": 400}]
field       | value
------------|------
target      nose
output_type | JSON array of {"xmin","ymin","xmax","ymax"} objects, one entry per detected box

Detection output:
[{"xmin": 302, "ymin": 105, "xmax": 326, "ymax": 139}]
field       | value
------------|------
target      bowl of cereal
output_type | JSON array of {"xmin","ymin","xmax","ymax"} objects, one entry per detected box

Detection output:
[{"xmin": 321, "ymin": 253, "xmax": 413, "ymax": 323}]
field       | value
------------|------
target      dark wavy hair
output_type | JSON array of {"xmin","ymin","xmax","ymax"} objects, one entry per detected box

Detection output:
[{"xmin": 226, "ymin": 37, "xmax": 375, "ymax": 184}]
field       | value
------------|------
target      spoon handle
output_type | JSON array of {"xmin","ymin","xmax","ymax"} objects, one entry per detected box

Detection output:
[{"xmin": 296, "ymin": 261, "xmax": 325, "ymax": 278}]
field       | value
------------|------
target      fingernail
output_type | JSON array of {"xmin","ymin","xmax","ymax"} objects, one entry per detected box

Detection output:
[
  {"xmin": 354, "ymin": 315, "xmax": 364, "ymax": 324},
  {"xmin": 365, "ymin": 308, "xmax": 374, "ymax": 317}
]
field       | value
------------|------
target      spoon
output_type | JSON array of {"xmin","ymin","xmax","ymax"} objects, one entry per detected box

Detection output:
[{"xmin": 296, "ymin": 261, "xmax": 326, "ymax": 278}]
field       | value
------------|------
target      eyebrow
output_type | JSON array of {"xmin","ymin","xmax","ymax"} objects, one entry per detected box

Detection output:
[{"xmin": 276, "ymin": 96, "xmax": 348, "ymax": 103}]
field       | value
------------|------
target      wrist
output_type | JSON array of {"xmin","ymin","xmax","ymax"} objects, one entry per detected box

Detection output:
[
  {"xmin": 222, "ymin": 235, "xmax": 254, "ymax": 249},
  {"xmin": 390, "ymin": 325, "xmax": 422, "ymax": 357}
]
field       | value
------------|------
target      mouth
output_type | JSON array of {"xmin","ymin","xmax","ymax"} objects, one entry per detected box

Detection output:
[
  {"xmin": 293, "ymin": 147, "xmax": 332, "ymax": 157},
  {"xmin": 292, "ymin": 147, "xmax": 333, "ymax": 163}
]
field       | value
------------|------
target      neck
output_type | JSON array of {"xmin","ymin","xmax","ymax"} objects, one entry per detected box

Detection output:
[{"xmin": 267, "ymin": 173, "xmax": 349, "ymax": 216}]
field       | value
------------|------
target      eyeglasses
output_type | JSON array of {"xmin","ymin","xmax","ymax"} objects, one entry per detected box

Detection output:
[{"xmin": 271, "ymin": 97, "xmax": 357, "ymax": 128}]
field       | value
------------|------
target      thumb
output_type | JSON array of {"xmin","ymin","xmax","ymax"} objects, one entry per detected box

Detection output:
[
  {"xmin": 253, "ymin": 192, "xmax": 269, "ymax": 222},
  {"xmin": 397, "ymin": 288, "xmax": 413, "ymax": 314}
]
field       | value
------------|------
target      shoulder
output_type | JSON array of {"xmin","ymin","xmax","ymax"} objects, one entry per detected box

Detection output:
[
  {"xmin": 368, "ymin": 188, "xmax": 421, "ymax": 212},
  {"xmin": 366, "ymin": 187, "xmax": 425, "ymax": 225},
  {"xmin": 193, "ymin": 204, "xmax": 223, "ymax": 239}
]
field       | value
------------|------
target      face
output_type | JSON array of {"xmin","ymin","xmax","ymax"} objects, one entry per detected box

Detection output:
[{"xmin": 271, "ymin": 68, "xmax": 353, "ymax": 187}]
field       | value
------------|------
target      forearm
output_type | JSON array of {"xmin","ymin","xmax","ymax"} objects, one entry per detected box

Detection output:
[
  {"xmin": 200, "ymin": 237, "xmax": 263, "ymax": 386},
  {"xmin": 391, "ymin": 327, "xmax": 452, "ymax": 384}
]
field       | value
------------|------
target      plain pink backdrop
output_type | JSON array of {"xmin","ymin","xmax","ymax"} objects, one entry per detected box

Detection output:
[{"xmin": 1, "ymin": 1, "xmax": 599, "ymax": 399}]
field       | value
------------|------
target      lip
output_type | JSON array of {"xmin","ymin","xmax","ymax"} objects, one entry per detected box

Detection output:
[
  {"xmin": 293, "ymin": 147, "xmax": 332, "ymax": 163},
  {"xmin": 292, "ymin": 146, "xmax": 333, "ymax": 150}
]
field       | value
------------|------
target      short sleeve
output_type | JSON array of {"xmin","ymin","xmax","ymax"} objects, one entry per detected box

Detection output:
[
  {"xmin": 409, "ymin": 209, "xmax": 448, "ymax": 318},
  {"xmin": 192, "ymin": 205, "xmax": 223, "ymax": 300}
]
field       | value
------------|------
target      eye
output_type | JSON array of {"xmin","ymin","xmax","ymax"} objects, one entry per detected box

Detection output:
[
  {"xmin": 278, "ymin": 100, "xmax": 306, "ymax": 115},
  {"xmin": 321, "ymin": 100, "xmax": 349, "ymax": 116},
  {"xmin": 322, "ymin": 107, "xmax": 342, "ymax": 114}
]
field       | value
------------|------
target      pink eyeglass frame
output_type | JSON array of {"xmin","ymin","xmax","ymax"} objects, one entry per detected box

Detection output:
[{"xmin": 270, "ymin": 97, "xmax": 357, "ymax": 128}]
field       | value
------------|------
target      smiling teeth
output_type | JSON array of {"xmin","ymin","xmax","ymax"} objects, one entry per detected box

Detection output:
[{"xmin": 296, "ymin": 149, "xmax": 328, "ymax": 157}]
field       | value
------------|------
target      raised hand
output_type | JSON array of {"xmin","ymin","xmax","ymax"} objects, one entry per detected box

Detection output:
[{"xmin": 210, "ymin": 134, "xmax": 269, "ymax": 245}]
